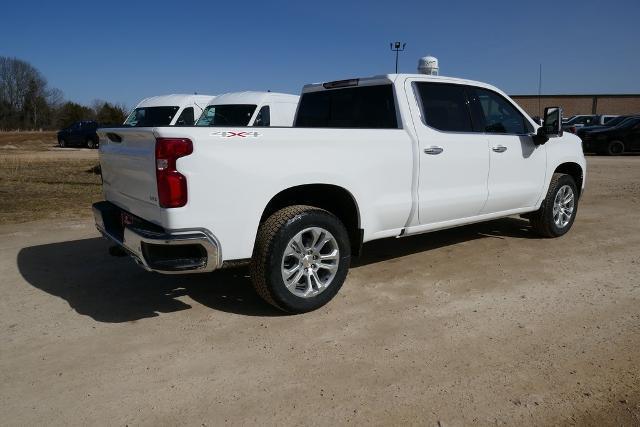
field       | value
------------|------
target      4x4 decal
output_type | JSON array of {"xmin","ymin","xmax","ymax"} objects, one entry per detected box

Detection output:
[{"xmin": 210, "ymin": 131, "xmax": 261, "ymax": 138}]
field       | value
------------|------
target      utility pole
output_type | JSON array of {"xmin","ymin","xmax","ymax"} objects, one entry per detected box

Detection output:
[
  {"xmin": 538, "ymin": 63, "xmax": 542, "ymax": 119},
  {"xmin": 390, "ymin": 42, "xmax": 406, "ymax": 73}
]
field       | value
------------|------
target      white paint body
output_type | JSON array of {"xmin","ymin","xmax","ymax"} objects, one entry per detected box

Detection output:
[
  {"xmin": 203, "ymin": 91, "xmax": 299, "ymax": 126},
  {"xmin": 99, "ymin": 74, "xmax": 586, "ymax": 262},
  {"xmin": 126, "ymin": 94, "xmax": 216, "ymax": 125}
]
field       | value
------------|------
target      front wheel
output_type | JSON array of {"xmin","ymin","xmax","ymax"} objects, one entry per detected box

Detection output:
[
  {"xmin": 58, "ymin": 138, "xmax": 66, "ymax": 148},
  {"xmin": 250, "ymin": 205, "xmax": 351, "ymax": 313},
  {"xmin": 86, "ymin": 137, "xmax": 98, "ymax": 149},
  {"xmin": 529, "ymin": 173, "xmax": 578, "ymax": 237}
]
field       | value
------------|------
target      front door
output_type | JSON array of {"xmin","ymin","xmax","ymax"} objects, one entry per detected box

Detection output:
[
  {"xmin": 628, "ymin": 120, "xmax": 640, "ymax": 150},
  {"xmin": 469, "ymin": 87, "xmax": 547, "ymax": 213},
  {"xmin": 407, "ymin": 80, "xmax": 490, "ymax": 225}
]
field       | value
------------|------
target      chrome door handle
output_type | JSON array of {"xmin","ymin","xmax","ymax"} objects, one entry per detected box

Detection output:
[
  {"xmin": 492, "ymin": 145, "xmax": 507, "ymax": 153},
  {"xmin": 424, "ymin": 146, "xmax": 444, "ymax": 155}
]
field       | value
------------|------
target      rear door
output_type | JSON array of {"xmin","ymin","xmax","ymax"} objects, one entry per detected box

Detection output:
[
  {"xmin": 69, "ymin": 122, "xmax": 83, "ymax": 144},
  {"xmin": 469, "ymin": 87, "xmax": 546, "ymax": 213},
  {"xmin": 407, "ymin": 80, "xmax": 490, "ymax": 224}
]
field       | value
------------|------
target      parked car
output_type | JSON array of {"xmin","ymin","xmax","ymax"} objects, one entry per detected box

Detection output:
[
  {"xmin": 123, "ymin": 94, "xmax": 215, "ymax": 127},
  {"xmin": 562, "ymin": 115, "xmax": 599, "ymax": 133},
  {"xmin": 581, "ymin": 116, "xmax": 640, "ymax": 155},
  {"xmin": 57, "ymin": 121, "xmax": 100, "ymax": 148},
  {"xmin": 576, "ymin": 115, "xmax": 637, "ymax": 139},
  {"xmin": 196, "ymin": 91, "xmax": 299, "ymax": 127},
  {"xmin": 598, "ymin": 115, "xmax": 619, "ymax": 125},
  {"xmin": 93, "ymin": 73, "xmax": 585, "ymax": 313}
]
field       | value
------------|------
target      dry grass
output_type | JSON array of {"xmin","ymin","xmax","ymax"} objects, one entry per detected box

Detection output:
[
  {"xmin": 0, "ymin": 134, "xmax": 103, "ymax": 224},
  {"xmin": 0, "ymin": 131, "xmax": 58, "ymax": 154}
]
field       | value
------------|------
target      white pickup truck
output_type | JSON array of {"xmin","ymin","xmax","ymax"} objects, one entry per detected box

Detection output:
[
  {"xmin": 94, "ymin": 73, "xmax": 586, "ymax": 313},
  {"xmin": 195, "ymin": 91, "xmax": 299, "ymax": 127},
  {"xmin": 124, "ymin": 94, "xmax": 215, "ymax": 127}
]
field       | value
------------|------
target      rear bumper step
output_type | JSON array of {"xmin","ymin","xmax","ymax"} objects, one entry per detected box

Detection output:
[{"xmin": 92, "ymin": 201, "xmax": 221, "ymax": 274}]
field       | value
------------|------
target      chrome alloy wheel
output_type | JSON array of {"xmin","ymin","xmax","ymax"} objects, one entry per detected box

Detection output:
[
  {"xmin": 553, "ymin": 185, "xmax": 575, "ymax": 228},
  {"xmin": 281, "ymin": 227, "xmax": 340, "ymax": 298}
]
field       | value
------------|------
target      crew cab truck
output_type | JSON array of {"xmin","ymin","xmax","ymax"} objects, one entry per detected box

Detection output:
[
  {"xmin": 196, "ymin": 91, "xmax": 299, "ymax": 127},
  {"xmin": 94, "ymin": 74, "xmax": 586, "ymax": 313},
  {"xmin": 124, "ymin": 94, "xmax": 215, "ymax": 127}
]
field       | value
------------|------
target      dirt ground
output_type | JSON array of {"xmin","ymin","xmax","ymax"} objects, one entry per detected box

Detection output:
[{"xmin": 1, "ymin": 155, "xmax": 639, "ymax": 426}]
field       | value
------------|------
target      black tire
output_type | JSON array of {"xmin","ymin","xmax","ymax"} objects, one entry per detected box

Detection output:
[
  {"xmin": 606, "ymin": 140, "xmax": 624, "ymax": 156},
  {"xmin": 86, "ymin": 137, "xmax": 98, "ymax": 149},
  {"xmin": 250, "ymin": 205, "xmax": 351, "ymax": 313},
  {"xmin": 529, "ymin": 173, "xmax": 579, "ymax": 238},
  {"xmin": 58, "ymin": 138, "xmax": 66, "ymax": 148}
]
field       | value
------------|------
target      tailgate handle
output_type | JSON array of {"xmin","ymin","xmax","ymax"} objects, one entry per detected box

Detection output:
[{"xmin": 106, "ymin": 133, "xmax": 122, "ymax": 143}]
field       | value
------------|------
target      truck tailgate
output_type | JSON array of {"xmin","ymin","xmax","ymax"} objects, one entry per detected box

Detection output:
[{"xmin": 98, "ymin": 128, "xmax": 159, "ymax": 216}]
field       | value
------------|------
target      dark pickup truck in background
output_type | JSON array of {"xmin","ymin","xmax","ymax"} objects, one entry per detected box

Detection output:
[
  {"xmin": 57, "ymin": 121, "xmax": 100, "ymax": 149},
  {"xmin": 580, "ymin": 116, "xmax": 640, "ymax": 155}
]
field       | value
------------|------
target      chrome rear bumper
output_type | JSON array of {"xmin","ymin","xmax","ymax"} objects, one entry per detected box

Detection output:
[{"xmin": 92, "ymin": 201, "xmax": 221, "ymax": 274}]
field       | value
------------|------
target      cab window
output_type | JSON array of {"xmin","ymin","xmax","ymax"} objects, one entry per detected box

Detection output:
[
  {"xmin": 414, "ymin": 82, "xmax": 473, "ymax": 132},
  {"xmin": 175, "ymin": 107, "xmax": 195, "ymax": 126},
  {"xmin": 196, "ymin": 105, "xmax": 257, "ymax": 126},
  {"xmin": 471, "ymin": 88, "xmax": 533, "ymax": 134},
  {"xmin": 254, "ymin": 106, "xmax": 270, "ymax": 127}
]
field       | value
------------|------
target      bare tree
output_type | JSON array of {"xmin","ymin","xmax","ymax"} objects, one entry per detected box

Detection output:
[{"xmin": 0, "ymin": 56, "xmax": 60, "ymax": 129}]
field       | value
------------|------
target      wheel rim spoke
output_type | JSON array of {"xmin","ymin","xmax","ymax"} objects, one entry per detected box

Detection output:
[
  {"xmin": 280, "ymin": 226, "xmax": 340, "ymax": 299},
  {"xmin": 285, "ymin": 268, "xmax": 305, "ymax": 290},
  {"xmin": 552, "ymin": 185, "xmax": 575, "ymax": 228}
]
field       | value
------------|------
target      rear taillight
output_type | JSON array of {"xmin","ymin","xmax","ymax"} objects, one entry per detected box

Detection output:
[
  {"xmin": 569, "ymin": 126, "xmax": 577, "ymax": 133},
  {"xmin": 155, "ymin": 137, "xmax": 193, "ymax": 208}
]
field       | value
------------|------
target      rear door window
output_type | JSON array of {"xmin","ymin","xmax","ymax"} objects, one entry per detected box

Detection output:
[
  {"xmin": 294, "ymin": 85, "xmax": 398, "ymax": 128},
  {"xmin": 414, "ymin": 82, "xmax": 474, "ymax": 132}
]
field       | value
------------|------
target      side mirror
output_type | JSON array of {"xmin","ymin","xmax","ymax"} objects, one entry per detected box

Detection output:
[
  {"xmin": 532, "ymin": 126, "xmax": 549, "ymax": 145},
  {"xmin": 543, "ymin": 106, "xmax": 563, "ymax": 137}
]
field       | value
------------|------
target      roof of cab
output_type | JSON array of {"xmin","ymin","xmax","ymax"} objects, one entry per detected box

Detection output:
[
  {"xmin": 136, "ymin": 94, "xmax": 216, "ymax": 108},
  {"xmin": 302, "ymin": 74, "xmax": 502, "ymax": 94},
  {"xmin": 207, "ymin": 91, "xmax": 299, "ymax": 106}
]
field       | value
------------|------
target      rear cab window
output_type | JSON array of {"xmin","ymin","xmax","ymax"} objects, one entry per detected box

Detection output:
[
  {"xmin": 294, "ymin": 84, "xmax": 398, "ymax": 128},
  {"xmin": 124, "ymin": 106, "xmax": 180, "ymax": 127},
  {"xmin": 196, "ymin": 105, "xmax": 257, "ymax": 126}
]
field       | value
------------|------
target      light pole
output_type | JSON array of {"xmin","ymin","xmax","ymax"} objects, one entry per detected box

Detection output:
[{"xmin": 390, "ymin": 42, "xmax": 406, "ymax": 73}]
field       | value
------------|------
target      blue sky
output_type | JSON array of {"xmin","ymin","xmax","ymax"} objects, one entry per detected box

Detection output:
[{"xmin": 2, "ymin": 0, "xmax": 639, "ymax": 108}]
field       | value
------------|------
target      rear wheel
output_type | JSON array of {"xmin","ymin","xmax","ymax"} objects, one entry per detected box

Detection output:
[
  {"xmin": 250, "ymin": 205, "xmax": 351, "ymax": 313},
  {"xmin": 58, "ymin": 138, "xmax": 66, "ymax": 148},
  {"xmin": 530, "ymin": 173, "xmax": 578, "ymax": 238},
  {"xmin": 606, "ymin": 140, "xmax": 624, "ymax": 156}
]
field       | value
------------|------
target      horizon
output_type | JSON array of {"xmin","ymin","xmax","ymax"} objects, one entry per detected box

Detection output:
[{"xmin": 2, "ymin": 0, "xmax": 639, "ymax": 109}]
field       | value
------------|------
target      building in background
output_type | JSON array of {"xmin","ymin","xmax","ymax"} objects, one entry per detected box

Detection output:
[{"xmin": 511, "ymin": 94, "xmax": 640, "ymax": 118}]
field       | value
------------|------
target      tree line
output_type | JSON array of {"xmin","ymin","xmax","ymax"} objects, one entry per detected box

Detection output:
[{"xmin": 0, "ymin": 56, "xmax": 128, "ymax": 130}]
